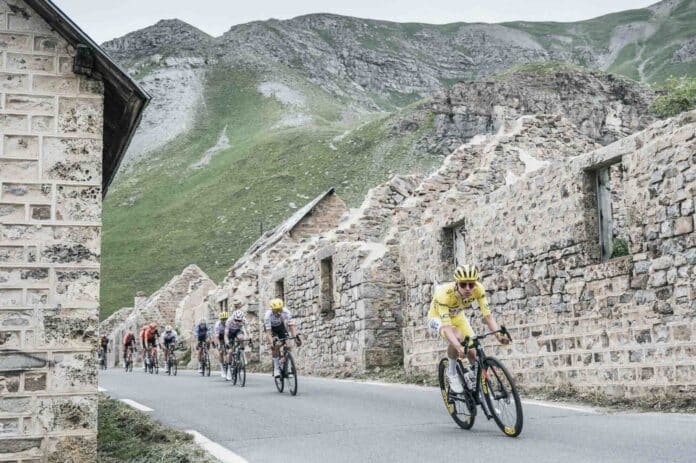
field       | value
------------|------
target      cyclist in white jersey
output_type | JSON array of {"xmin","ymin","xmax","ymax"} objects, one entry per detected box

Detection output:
[{"xmin": 264, "ymin": 298, "xmax": 301, "ymax": 377}]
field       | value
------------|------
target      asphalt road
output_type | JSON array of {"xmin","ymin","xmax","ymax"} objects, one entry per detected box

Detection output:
[{"xmin": 99, "ymin": 369, "xmax": 696, "ymax": 463}]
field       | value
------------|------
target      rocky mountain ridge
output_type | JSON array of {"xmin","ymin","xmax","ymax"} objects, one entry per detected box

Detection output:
[{"xmin": 99, "ymin": 1, "xmax": 692, "ymax": 317}]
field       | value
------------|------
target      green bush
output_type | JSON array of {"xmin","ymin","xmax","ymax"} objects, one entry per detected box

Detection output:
[
  {"xmin": 650, "ymin": 77, "xmax": 696, "ymax": 118},
  {"xmin": 611, "ymin": 237, "xmax": 630, "ymax": 258}
]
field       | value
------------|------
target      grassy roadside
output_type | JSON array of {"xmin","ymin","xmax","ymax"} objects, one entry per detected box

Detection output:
[{"xmin": 98, "ymin": 394, "xmax": 217, "ymax": 463}]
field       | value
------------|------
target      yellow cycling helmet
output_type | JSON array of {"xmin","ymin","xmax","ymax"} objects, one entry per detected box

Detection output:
[
  {"xmin": 454, "ymin": 264, "xmax": 479, "ymax": 282},
  {"xmin": 219, "ymin": 311, "xmax": 229, "ymax": 321},
  {"xmin": 269, "ymin": 298, "xmax": 284, "ymax": 311}
]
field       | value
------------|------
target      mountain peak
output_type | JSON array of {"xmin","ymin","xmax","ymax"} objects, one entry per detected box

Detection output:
[{"xmin": 102, "ymin": 18, "xmax": 212, "ymax": 61}]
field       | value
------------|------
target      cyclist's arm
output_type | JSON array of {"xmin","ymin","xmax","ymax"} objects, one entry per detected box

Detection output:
[{"xmin": 476, "ymin": 290, "xmax": 508, "ymax": 344}]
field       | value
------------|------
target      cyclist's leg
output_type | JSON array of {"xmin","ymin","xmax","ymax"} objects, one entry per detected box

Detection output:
[{"xmin": 451, "ymin": 314, "xmax": 476, "ymax": 366}]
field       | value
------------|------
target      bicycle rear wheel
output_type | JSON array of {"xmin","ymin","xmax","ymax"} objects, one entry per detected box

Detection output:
[
  {"xmin": 286, "ymin": 352, "xmax": 298, "ymax": 396},
  {"xmin": 438, "ymin": 358, "xmax": 475, "ymax": 429},
  {"xmin": 481, "ymin": 356, "xmax": 523, "ymax": 437}
]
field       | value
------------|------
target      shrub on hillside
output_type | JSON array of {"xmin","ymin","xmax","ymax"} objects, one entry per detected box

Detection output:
[{"xmin": 651, "ymin": 77, "xmax": 696, "ymax": 118}]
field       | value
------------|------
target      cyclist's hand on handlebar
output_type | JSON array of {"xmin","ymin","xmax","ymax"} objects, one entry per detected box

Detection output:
[
  {"xmin": 496, "ymin": 333, "xmax": 510, "ymax": 345},
  {"xmin": 455, "ymin": 344, "xmax": 466, "ymax": 357}
]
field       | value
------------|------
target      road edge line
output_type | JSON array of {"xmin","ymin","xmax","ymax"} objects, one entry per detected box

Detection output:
[
  {"xmin": 521, "ymin": 399, "xmax": 598, "ymax": 414},
  {"xmin": 119, "ymin": 399, "xmax": 154, "ymax": 412},
  {"xmin": 186, "ymin": 430, "xmax": 248, "ymax": 463}
]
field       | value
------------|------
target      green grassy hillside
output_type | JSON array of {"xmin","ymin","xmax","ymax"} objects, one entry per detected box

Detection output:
[{"xmin": 101, "ymin": 65, "xmax": 438, "ymax": 316}]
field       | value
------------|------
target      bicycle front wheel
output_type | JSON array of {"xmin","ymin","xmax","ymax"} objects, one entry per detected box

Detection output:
[
  {"xmin": 286, "ymin": 352, "xmax": 298, "ymax": 396},
  {"xmin": 205, "ymin": 354, "xmax": 211, "ymax": 377},
  {"xmin": 481, "ymin": 356, "xmax": 523, "ymax": 437},
  {"xmin": 274, "ymin": 363, "xmax": 284, "ymax": 393},
  {"xmin": 172, "ymin": 355, "xmax": 178, "ymax": 376},
  {"xmin": 438, "ymin": 358, "xmax": 475, "ymax": 430},
  {"xmin": 238, "ymin": 352, "xmax": 246, "ymax": 387}
]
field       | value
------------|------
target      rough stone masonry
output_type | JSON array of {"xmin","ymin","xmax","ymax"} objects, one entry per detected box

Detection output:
[
  {"xmin": 0, "ymin": 1, "xmax": 148, "ymax": 461},
  {"xmin": 0, "ymin": 9, "xmax": 103, "ymax": 463}
]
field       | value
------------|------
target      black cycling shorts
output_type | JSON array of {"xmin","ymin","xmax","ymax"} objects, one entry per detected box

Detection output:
[{"xmin": 271, "ymin": 324, "xmax": 289, "ymax": 341}]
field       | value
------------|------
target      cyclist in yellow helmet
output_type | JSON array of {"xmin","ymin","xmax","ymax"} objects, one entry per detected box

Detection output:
[
  {"xmin": 264, "ymin": 298, "xmax": 301, "ymax": 378},
  {"xmin": 214, "ymin": 311, "xmax": 229, "ymax": 379},
  {"xmin": 427, "ymin": 264, "xmax": 509, "ymax": 393}
]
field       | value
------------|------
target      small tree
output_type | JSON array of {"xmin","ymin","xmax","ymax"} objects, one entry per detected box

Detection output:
[{"xmin": 651, "ymin": 77, "xmax": 696, "ymax": 118}]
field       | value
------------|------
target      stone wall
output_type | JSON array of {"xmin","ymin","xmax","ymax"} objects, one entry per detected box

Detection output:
[
  {"xmin": 402, "ymin": 111, "xmax": 696, "ymax": 399},
  {"xmin": 99, "ymin": 264, "xmax": 215, "ymax": 368},
  {"xmin": 289, "ymin": 193, "xmax": 347, "ymax": 240},
  {"xmin": 0, "ymin": 1, "xmax": 105, "ymax": 460}
]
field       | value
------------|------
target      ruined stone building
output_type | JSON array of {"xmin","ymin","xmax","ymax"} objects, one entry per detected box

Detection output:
[
  {"xmin": 0, "ymin": 1, "xmax": 149, "ymax": 460},
  {"xmin": 102, "ymin": 67, "xmax": 694, "ymax": 402}
]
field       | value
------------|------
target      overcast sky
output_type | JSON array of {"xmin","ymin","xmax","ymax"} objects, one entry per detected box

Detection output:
[{"xmin": 53, "ymin": 0, "xmax": 659, "ymax": 44}]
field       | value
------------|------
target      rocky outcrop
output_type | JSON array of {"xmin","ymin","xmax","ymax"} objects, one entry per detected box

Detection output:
[{"xmin": 426, "ymin": 66, "xmax": 654, "ymax": 155}]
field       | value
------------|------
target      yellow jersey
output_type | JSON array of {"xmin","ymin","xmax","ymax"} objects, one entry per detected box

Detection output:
[{"xmin": 427, "ymin": 281, "xmax": 491, "ymax": 324}]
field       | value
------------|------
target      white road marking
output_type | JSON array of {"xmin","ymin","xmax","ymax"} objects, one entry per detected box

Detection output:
[
  {"xmin": 257, "ymin": 374, "xmax": 600, "ymax": 414},
  {"xmin": 187, "ymin": 430, "xmax": 248, "ymax": 463},
  {"xmin": 522, "ymin": 399, "xmax": 598, "ymax": 414},
  {"xmin": 120, "ymin": 399, "xmax": 154, "ymax": 412},
  {"xmin": 98, "ymin": 387, "xmax": 107, "ymax": 392}
]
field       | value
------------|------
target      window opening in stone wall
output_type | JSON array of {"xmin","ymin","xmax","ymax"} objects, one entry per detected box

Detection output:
[
  {"xmin": 443, "ymin": 221, "xmax": 468, "ymax": 269},
  {"xmin": 218, "ymin": 298, "xmax": 228, "ymax": 312},
  {"xmin": 594, "ymin": 161, "xmax": 631, "ymax": 262},
  {"xmin": 275, "ymin": 279, "xmax": 285, "ymax": 300},
  {"xmin": 320, "ymin": 256, "xmax": 335, "ymax": 317}
]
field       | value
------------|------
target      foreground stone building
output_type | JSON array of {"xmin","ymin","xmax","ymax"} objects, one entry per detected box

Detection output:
[{"xmin": 0, "ymin": 1, "xmax": 148, "ymax": 460}]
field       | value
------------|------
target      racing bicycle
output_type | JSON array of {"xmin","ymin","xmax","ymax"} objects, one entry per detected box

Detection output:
[{"xmin": 438, "ymin": 326, "xmax": 523, "ymax": 437}]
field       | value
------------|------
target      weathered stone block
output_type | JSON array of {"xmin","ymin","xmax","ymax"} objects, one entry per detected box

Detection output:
[
  {"xmin": 7, "ymin": 5, "xmax": 53, "ymax": 31},
  {"xmin": 0, "ymin": 352, "xmax": 47, "ymax": 371},
  {"xmin": 32, "ymin": 75, "xmax": 77, "ymax": 95},
  {"xmin": 0, "ymin": 159, "xmax": 39, "ymax": 181},
  {"xmin": 5, "ymin": 93, "xmax": 54, "ymax": 113},
  {"xmin": 3, "ymin": 135, "xmax": 38, "ymax": 159},
  {"xmin": 33, "ymin": 36, "xmax": 70, "ymax": 54},
  {"xmin": 24, "ymin": 373, "xmax": 46, "ymax": 391},
  {"xmin": 55, "ymin": 185, "xmax": 101, "ymax": 222},
  {"xmin": 0, "ymin": 246, "xmax": 25, "ymax": 263},
  {"xmin": 0, "ymin": 32, "xmax": 31, "ymax": 50},
  {"xmin": 57, "ymin": 98, "xmax": 103, "ymax": 135},
  {"xmin": 2, "ymin": 183, "xmax": 51, "ymax": 203},
  {"xmin": 50, "ymin": 352, "xmax": 96, "ymax": 392},
  {"xmin": 30, "ymin": 115, "xmax": 55, "ymax": 133},
  {"xmin": 0, "ymin": 113, "xmax": 28, "ymax": 131},
  {"xmin": 674, "ymin": 216, "xmax": 693, "ymax": 235},
  {"xmin": 0, "ymin": 71, "xmax": 28, "ymax": 90},
  {"xmin": 6, "ymin": 52, "xmax": 54, "ymax": 72},
  {"xmin": 0, "ymin": 203, "xmax": 25, "ymax": 221},
  {"xmin": 54, "ymin": 270, "xmax": 100, "ymax": 305},
  {"xmin": 0, "ymin": 437, "xmax": 42, "ymax": 453},
  {"xmin": 42, "ymin": 138, "xmax": 102, "ymax": 182}
]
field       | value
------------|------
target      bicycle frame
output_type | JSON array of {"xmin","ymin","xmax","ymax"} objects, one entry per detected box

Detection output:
[{"xmin": 454, "ymin": 327, "xmax": 513, "ymax": 419}]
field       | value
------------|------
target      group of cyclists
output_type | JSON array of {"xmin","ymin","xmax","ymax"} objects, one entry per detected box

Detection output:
[
  {"xmin": 100, "ymin": 296, "xmax": 303, "ymax": 381},
  {"xmin": 99, "ymin": 264, "xmax": 521, "ymax": 434}
]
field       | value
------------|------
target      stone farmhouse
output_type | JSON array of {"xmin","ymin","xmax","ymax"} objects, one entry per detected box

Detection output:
[
  {"xmin": 102, "ymin": 69, "xmax": 695, "ymax": 403},
  {"xmin": 0, "ymin": 0, "xmax": 149, "ymax": 461}
]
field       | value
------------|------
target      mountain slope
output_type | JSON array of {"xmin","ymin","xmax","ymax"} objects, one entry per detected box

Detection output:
[{"xmin": 100, "ymin": 1, "xmax": 691, "ymax": 318}]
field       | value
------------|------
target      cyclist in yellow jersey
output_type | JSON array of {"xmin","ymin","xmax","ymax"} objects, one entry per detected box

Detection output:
[{"xmin": 428, "ymin": 264, "xmax": 509, "ymax": 393}]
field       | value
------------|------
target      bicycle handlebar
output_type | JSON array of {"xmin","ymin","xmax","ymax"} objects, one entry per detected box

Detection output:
[
  {"xmin": 273, "ymin": 336, "xmax": 299, "ymax": 346},
  {"xmin": 461, "ymin": 326, "xmax": 512, "ymax": 350}
]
